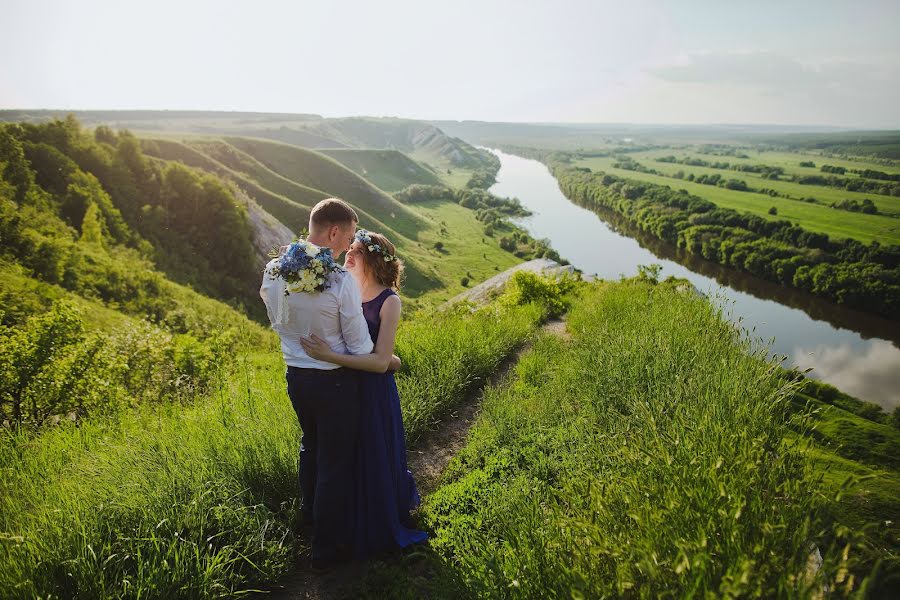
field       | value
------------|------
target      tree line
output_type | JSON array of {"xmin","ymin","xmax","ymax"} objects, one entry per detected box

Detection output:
[
  {"xmin": 550, "ymin": 166, "xmax": 899, "ymax": 319},
  {"xmin": 0, "ymin": 117, "xmax": 272, "ymax": 426},
  {"xmin": 0, "ymin": 117, "xmax": 261, "ymax": 320}
]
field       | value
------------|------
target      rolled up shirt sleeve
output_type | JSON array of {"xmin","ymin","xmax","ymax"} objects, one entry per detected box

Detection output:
[{"xmin": 338, "ymin": 275, "xmax": 375, "ymax": 355}]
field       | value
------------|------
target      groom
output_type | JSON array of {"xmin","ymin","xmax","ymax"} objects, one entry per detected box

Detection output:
[{"xmin": 260, "ymin": 198, "xmax": 372, "ymax": 567}]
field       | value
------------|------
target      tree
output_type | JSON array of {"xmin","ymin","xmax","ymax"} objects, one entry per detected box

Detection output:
[
  {"xmin": 80, "ymin": 202, "xmax": 104, "ymax": 246},
  {"xmin": 0, "ymin": 127, "xmax": 34, "ymax": 202}
]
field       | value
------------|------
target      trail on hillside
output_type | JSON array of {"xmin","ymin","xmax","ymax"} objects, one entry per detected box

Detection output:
[{"xmin": 264, "ymin": 319, "xmax": 568, "ymax": 600}]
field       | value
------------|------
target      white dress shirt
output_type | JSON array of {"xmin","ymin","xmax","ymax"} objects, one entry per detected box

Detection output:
[{"xmin": 260, "ymin": 259, "xmax": 374, "ymax": 369}]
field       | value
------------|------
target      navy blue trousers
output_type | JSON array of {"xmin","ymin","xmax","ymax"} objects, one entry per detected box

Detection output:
[{"xmin": 285, "ymin": 366, "xmax": 360, "ymax": 561}]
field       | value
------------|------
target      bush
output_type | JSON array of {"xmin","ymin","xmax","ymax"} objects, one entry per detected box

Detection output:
[
  {"xmin": 768, "ymin": 206, "xmax": 778, "ymax": 215},
  {"xmin": 0, "ymin": 301, "xmax": 238, "ymax": 427},
  {"xmin": 500, "ymin": 271, "xmax": 574, "ymax": 319},
  {"xmin": 460, "ymin": 277, "xmax": 470, "ymax": 287}
]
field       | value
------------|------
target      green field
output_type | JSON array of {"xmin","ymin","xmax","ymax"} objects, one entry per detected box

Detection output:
[
  {"xmin": 575, "ymin": 155, "xmax": 900, "ymax": 245},
  {"xmin": 319, "ymin": 148, "xmax": 441, "ymax": 191},
  {"xmin": 616, "ymin": 149, "xmax": 900, "ymax": 212}
]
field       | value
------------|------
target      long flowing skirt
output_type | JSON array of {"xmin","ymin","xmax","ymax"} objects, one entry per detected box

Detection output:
[{"xmin": 355, "ymin": 371, "xmax": 428, "ymax": 557}]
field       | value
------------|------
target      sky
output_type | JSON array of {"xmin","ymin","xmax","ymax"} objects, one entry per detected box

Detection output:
[{"xmin": 2, "ymin": 0, "xmax": 899, "ymax": 127}]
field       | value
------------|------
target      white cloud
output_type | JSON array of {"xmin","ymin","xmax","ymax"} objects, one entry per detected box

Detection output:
[{"xmin": 792, "ymin": 340, "xmax": 900, "ymax": 411}]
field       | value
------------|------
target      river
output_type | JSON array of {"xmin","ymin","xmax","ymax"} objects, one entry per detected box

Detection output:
[{"xmin": 487, "ymin": 148, "xmax": 900, "ymax": 411}]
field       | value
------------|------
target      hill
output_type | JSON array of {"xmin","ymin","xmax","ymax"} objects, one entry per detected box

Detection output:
[
  {"xmin": 0, "ymin": 110, "xmax": 499, "ymax": 173},
  {"xmin": 224, "ymin": 136, "xmax": 427, "ymax": 239},
  {"xmin": 319, "ymin": 148, "xmax": 441, "ymax": 191}
]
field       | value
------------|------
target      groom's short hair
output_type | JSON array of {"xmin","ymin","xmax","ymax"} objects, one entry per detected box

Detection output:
[{"xmin": 310, "ymin": 198, "xmax": 358, "ymax": 229}]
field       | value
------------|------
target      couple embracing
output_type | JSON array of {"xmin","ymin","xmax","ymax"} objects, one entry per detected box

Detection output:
[{"xmin": 260, "ymin": 198, "xmax": 427, "ymax": 568}]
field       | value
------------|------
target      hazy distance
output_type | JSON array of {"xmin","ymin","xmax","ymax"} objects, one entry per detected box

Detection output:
[{"xmin": 2, "ymin": 0, "xmax": 898, "ymax": 128}]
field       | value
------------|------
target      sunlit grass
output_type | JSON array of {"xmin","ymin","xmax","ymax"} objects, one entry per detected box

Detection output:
[{"xmin": 417, "ymin": 280, "xmax": 857, "ymax": 597}]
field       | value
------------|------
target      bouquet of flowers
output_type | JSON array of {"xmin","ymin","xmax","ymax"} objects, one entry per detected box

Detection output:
[{"xmin": 267, "ymin": 239, "xmax": 342, "ymax": 295}]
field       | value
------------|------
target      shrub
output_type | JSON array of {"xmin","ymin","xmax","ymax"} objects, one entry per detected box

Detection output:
[
  {"xmin": 0, "ymin": 301, "xmax": 238, "ymax": 427},
  {"xmin": 500, "ymin": 271, "xmax": 574, "ymax": 319}
]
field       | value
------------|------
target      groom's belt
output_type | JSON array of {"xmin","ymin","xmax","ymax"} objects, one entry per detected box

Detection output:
[{"xmin": 287, "ymin": 366, "xmax": 350, "ymax": 375}]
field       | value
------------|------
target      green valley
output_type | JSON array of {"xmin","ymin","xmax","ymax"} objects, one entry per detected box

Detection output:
[{"xmin": 2, "ymin": 113, "xmax": 897, "ymax": 599}]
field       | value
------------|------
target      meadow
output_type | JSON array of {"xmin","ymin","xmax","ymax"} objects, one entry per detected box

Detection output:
[
  {"xmin": 602, "ymin": 150, "xmax": 900, "ymax": 214},
  {"xmin": 319, "ymin": 149, "xmax": 442, "ymax": 192},
  {"xmin": 574, "ymin": 154, "xmax": 900, "ymax": 246}
]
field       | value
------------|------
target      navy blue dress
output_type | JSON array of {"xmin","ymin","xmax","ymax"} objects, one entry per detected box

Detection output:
[{"xmin": 355, "ymin": 288, "xmax": 428, "ymax": 556}]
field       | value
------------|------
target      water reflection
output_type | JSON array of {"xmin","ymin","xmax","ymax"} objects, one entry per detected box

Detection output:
[
  {"xmin": 793, "ymin": 340, "xmax": 900, "ymax": 407},
  {"xmin": 487, "ymin": 149, "xmax": 900, "ymax": 411}
]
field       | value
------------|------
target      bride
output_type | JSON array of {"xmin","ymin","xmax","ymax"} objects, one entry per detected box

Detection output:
[{"xmin": 301, "ymin": 230, "xmax": 428, "ymax": 557}]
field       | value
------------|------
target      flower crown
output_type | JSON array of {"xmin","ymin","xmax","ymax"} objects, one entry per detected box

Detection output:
[{"xmin": 355, "ymin": 229, "xmax": 398, "ymax": 262}]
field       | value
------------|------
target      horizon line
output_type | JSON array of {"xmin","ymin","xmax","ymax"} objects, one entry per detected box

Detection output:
[{"xmin": 1, "ymin": 107, "xmax": 898, "ymax": 132}]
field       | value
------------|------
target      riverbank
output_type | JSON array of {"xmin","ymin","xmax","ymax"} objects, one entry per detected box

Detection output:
[{"xmin": 487, "ymin": 148, "xmax": 900, "ymax": 412}]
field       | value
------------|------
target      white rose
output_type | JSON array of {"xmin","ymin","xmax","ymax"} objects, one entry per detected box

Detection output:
[{"xmin": 305, "ymin": 243, "xmax": 319, "ymax": 258}]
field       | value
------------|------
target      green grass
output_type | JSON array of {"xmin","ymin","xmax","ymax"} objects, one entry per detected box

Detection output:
[
  {"xmin": 0, "ymin": 293, "xmax": 547, "ymax": 598},
  {"xmin": 385, "ymin": 280, "xmax": 863, "ymax": 597},
  {"xmin": 397, "ymin": 302, "xmax": 544, "ymax": 442},
  {"xmin": 625, "ymin": 151, "xmax": 900, "ymax": 216},
  {"xmin": 188, "ymin": 139, "xmax": 332, "ymax": 208},
  {"xmin": 575, "ymin": 155, "xmax": 900, "ymax": 245},
  {"xmin": 792, "ymin": 393, "xmax": 899, "ymax": 591},
  {"xmin": 319, "ymin": 149, "xmax": 441, "ymax": 192},
  {"xmin": 393, "ymin": 200, "xmax": 523, "ymax": 306},
  {"xmin": 0, "ymin": 351, "xmax": 302, "ymax": 598},
  {"xmin": 408, "ymin": 150, "xmax": 482, "ymax": 189}
]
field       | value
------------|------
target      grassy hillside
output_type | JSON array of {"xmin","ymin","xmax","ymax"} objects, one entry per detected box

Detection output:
[
  {"xmin": 187, "ymin": 139, "xmax": 332, "ymax": 208},
  {"xmin": 135, "ymin": 135, "xmax": 541, "ymax": 305},
  {"xmin": 3, "ymin": 254, "xmax": 895, "ymax": 596},
  {"xmin": 0, "ymin": 283, "xmax": 550, "ymax": 598},
  {"xmin": 141, "ymin": 137, "xmax": 318, "ymax": 235},
  {"xmin": 225, "ymin": 136, "xmax": 427, "ymax": 239},
  {"xmin": 319, "ymin": 148, "xmax": 441, "ymax": 191},
  {"xmin": 368, "ymin": 276, "xmax": 896, "ymax": 598}
]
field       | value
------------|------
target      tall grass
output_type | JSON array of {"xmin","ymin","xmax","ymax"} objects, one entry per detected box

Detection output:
[
  {"xmin": 0, "ymin": 296, "xmax": 545, "ymax": 598},
  {"xmin": 396, "ymin": 301, "xmax": 543, "ymax": 443},
  {"xmin": 422, "ymin": 280, "xmax": 856, "ymax": 597},
  {"xmin": 0, "ymin": 352, "xmax": 301, "ymax": 598}
]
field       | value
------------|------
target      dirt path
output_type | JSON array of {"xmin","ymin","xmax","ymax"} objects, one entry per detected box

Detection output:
[{"xmin": 264, "ymin": 320, "xmax": 567, "ymax": 599}]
